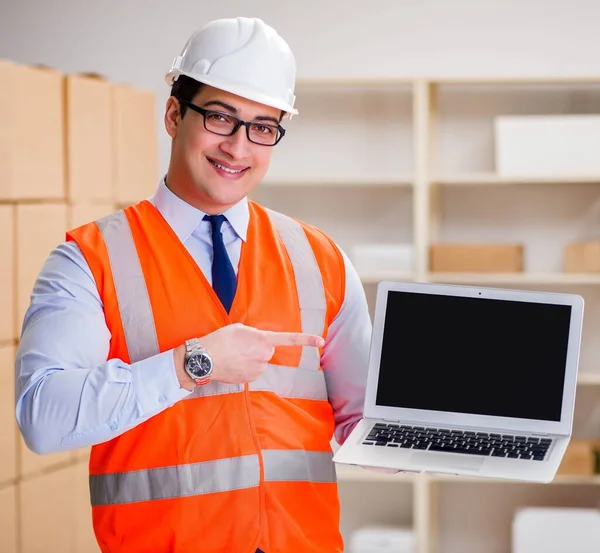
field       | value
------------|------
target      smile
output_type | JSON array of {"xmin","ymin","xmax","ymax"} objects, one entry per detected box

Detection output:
[{"xmin": 208, "ymin": 158, "xmax": 248, "ymax": 174}]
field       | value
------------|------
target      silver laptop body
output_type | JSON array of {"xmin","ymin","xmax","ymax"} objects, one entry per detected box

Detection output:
[{"xmin": 333, "ymin": 281, "xmax": 584, "ymax": 483}]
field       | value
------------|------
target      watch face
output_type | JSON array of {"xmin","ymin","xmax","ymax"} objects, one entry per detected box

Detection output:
[{"xmin": 187, "ymin": 354, "xmax": 212, "ymax": 378}]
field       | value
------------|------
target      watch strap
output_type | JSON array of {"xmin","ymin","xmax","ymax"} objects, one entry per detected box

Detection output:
[{"xmin": 185, "ymin": 338, "xmax": 204, "ymax": 360}]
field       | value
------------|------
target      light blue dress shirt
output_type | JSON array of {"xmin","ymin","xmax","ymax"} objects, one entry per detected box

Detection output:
[{"xmin": 15, "ymin": 180, "xmax": 372, "ymax": 455}]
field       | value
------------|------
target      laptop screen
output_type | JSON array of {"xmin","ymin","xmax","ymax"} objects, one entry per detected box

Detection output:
[{"xmin": 376, "ymin": 290, "xmax": 573, "ymax": 422}]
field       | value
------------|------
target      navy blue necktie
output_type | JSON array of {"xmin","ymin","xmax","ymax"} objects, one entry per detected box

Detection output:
[{"xmin": 204, "ymin": 214, "xmax": 237, "ymax": 313}]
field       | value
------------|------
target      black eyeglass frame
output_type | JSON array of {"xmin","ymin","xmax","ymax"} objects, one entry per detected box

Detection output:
[{"xmin": 178, "ymin": 98, "xmax": 286, "ymax": 146}]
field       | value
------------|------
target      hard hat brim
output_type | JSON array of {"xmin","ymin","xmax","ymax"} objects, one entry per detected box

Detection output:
[{"xmin": 165, "ymin": 69, "xmax": 299, "ymax": 118}]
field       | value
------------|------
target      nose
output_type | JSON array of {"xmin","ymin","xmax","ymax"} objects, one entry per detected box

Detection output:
[{"xmin": 219, "ymin": 125, "xmax": 251, "ymax": 159}]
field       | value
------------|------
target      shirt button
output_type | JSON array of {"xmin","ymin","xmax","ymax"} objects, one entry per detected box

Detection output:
[
  {"xmin": 109, "ymin": 422, "xmax": 118, "ymax": 431},
  {"xmin": 158, "ymin": 395, "xmax": 166, "ymax": 404}
]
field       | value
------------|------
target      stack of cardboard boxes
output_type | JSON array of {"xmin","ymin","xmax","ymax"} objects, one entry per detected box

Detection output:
[{"xmin": 0, "ymin": 59, "xmax": 159, "ymax": 553}]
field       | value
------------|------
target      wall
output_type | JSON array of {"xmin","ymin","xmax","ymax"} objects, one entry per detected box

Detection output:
[{"xmin": 2, "ymin": 0, "xmax": 600, "ymax": 175}]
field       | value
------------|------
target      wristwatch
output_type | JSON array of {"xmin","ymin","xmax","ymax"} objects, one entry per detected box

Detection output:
[{"xmin": 184, "ymin": 338, "xmax": 214, "ymax": 386}]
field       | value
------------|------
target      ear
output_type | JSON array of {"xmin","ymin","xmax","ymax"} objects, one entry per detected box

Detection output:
[{"xmin": 164, "ymin": 96, "xmax": 180, "ymax": 138}]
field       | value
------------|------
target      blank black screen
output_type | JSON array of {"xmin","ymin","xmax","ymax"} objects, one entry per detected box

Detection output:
[{"xmin": 375, "ymin": 291, "xmax": 572, "ymax": 421}]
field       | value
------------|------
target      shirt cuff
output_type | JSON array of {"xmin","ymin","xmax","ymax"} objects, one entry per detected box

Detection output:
[{"xmin": 131, "ymin": 349, "xmax": 191, "ymax": 416}]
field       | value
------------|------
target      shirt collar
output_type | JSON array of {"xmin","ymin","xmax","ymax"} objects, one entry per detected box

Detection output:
[{"xmin": 150, "ymin": 178, "xmax": 249, "ymax": 243}]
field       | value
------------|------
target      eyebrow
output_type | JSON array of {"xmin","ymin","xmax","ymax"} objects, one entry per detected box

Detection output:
[{"xmin": 203, "ymin": 100, "xmax": 280, "ymax": 126}]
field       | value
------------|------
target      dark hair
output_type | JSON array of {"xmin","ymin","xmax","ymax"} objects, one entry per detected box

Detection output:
[
  {"xmin": 170, "ymin": 75, "xmax": 204, "ymax": 118},
  {"xmin": 171, "ymin": 74, "xmax": 285, "ymax": 123}
]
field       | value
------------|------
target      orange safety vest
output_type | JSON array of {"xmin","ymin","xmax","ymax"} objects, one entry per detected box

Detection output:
[{"xmin": 66, "ymin": 199, "xmax": 347, "ymax": 553}]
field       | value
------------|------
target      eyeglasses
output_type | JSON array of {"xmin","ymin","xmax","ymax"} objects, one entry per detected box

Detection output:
[{"xmin": 178, "ymin": 99, "xmax": 286, "ymax": 146}]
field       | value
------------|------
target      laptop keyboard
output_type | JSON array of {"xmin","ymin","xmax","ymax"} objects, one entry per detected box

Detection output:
[{"xmin": 364, "ymin": 423, "xmax": 551, "ymax": 460}]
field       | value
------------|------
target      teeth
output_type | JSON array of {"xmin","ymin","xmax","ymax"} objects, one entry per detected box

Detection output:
[{"xmin": 210, "ymin": 159, "xmax": 244, "ymax": 174}]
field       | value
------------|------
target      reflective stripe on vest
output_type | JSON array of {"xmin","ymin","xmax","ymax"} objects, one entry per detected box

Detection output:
[
  {"xmin": 265, "ymin": 208, "xmax": 326, "ymax": 372},
  {"xmin": 90, "ymin": 450, "xmax": 336, "ymax": 506},
  {"xmin": 95, "ymin": 207, "xmax": 328, "ymax": 400},
  {"xmin": 183, "ymin": 362, "xmax": 328, "ymax": 401},
  {"xmin": 96, "ymin": 211, "xmax": 160, "ymax": 362}
]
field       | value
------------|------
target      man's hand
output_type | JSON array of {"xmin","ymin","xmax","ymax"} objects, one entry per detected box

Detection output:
[{"xmin": 175, "ymin": 323, "xmax": 324, "ymax": 389}]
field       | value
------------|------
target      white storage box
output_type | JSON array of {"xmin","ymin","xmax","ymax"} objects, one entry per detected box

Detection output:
[
  {"xmin": 494, "ymin": 115, "xmax": 600, "ymax": 177},
  {"xmin": 351, "ymin": 243, "xmax": 414, "ymax": 277},
  {"xmin": 349, "ymin": 525, "xmax": 416, "ymax": 553},
  {"xmin": 512, "ymin": 507, "xmax": 600, "ymax": 553}
]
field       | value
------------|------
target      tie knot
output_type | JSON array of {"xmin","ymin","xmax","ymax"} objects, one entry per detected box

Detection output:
[{"xmin": 204, "ymin": 214, "xmax": 227, "ymax": 232}]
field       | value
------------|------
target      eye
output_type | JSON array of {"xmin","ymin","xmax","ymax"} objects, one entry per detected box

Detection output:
[
  {"xmin": 206, "ymin": 112, "xmax": 230, "ymax": 124},
  {"xmin": 204, "ymin": 111, "xmax": 235, "ymax": 127},
  {"xmin": 251, "ymin": 124, "xmax": 276, "ymax": 136}
]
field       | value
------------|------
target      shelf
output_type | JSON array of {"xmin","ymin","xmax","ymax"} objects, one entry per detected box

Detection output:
[
  {"xmin": 433, "ymin": 173, "xmax": 600, "ymax": 186},
  {"xmin": 262, "ymin": 176, "xmax": 413, "ymax": 187},
  {"xmin": 430, "ymin": 76, "xmax": 600, "ymax": 85},
  {"xmin": 430, "ymin": 474, "xmax": 600, "ymax": 485},
  {"xmin": 335, "ymin": 464, "xmax": 416, "ymax": 483},
  {"xmin": 359, "ymin": 272, "xmax": 600, "ymax": 286},
  {"xmin": 426, "ymin": 272, "xmax": 600, "ymax": 285},
  {"xmin": 336, "ymin": 465, "xmax": 600, "ymax": 485},
  {"xmin": 295, "ymin": 76, "xmax": 600, "ymax": 87},
  {"xmin": 577, "ymin": 372, "xmax": 600, "ymax": 386},
  {"xmin": 296, "ymin": 76, "xmax": 414, "ymax": 88}
]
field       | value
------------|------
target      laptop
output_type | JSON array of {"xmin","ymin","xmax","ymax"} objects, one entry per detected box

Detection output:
[{"xmin": 333, "ymin": 280, "xmax": 585, "ymax": 482}]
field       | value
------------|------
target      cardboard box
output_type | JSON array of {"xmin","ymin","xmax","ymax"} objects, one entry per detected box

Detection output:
[
  {"xmin": 429, "ymin": 243, "xmax": 524, "ymax": 273},
  {"xmin": 73, "ymin": 461, "xmax": 99, "ymax": 552},
  {"xmin": 495, "ymin": 115, "xmax": 600, "ymax": 177},
  {"xmin": 0, "ymin": 345, "xmax": 17, "ymax": 485},
  {"xmin": 564, "ymin": 240, "xmax": 600, "ymax": 273},
  {"xmin": 16, "ymin": 204, "xmax": 68, "ymax": 337},
  {"xmin": 18, "ymin": 436, "xmax": 74, "ymax": 479},
  {"xmin": 74, "ymin": 445, "xmax": 92, "ymax": 464},
  {"xmin": 512, "ymin": 507, "xmax": 600, "ymax": 553},
  {"xmin": 557, "ymin": 439, "xmax": 600, "ymax": 476},
  {"xmin": 0, "ymin": 59, "xmax": 65, "ymax": 200},
  {"xmin": 16, "ymin": 203, "xmax": 82, "ymax": 476},
  {"xmin": 0, "ymin": 205, "xmax": 15, "ymax": 342},
  {"xmin": 68, "ymin": 203, "xmax": 115, "ymax": 230},
  {"xmin": 0, "ymin": 484, "xmax": 17, "ymax": 553},
  {"xmin": 20, "ymin": 467, "xmax": 75, "ymax": 552},
  {"xmin": 112, "ymin": 83, "xmax": 159, "ymax": 204},
  {"xmin": 66, "ymin": 74, "xmax": 114, "ymax": 202}
]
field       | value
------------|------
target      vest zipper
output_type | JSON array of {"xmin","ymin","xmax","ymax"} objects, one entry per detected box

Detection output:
[{"xmin": 244, "ymin": 380, "xmax": 266, "ymax": 552}]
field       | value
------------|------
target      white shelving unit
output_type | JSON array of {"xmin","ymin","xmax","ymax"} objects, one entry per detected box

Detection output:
[
  {"xmin": 261, "ymin": 175, "xmax": 413, "ymax": 187},
  {"xmin": 255, "ymin": 76, "xmax": 600, "ymax": 553},
  {"xmin": 427, "ymin": 272, "xmax": 600, "ymax": 285},
  {"xmin": 433, "ymin": 173, "xmax": 600, "ymax": 186}
]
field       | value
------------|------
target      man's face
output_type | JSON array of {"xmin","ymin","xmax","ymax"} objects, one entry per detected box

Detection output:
[{"xmin": 165, "ymin": 85, "xmax": 282, "ymax": 214}]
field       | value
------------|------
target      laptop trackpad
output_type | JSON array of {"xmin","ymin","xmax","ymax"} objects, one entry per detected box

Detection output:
[{"xmin": 410, "ymin": 451, "xmax": 485, "ymax": 471}]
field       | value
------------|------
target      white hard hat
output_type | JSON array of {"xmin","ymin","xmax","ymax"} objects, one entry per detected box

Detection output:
[{"xmin": 165, "ymin": 17, "xmax": 298, "ymax": 118}]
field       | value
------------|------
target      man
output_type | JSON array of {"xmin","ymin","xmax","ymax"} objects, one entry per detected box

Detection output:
[{"xmin": 15, "ymin": 16, "xmax": 373, "ymax": 553}]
